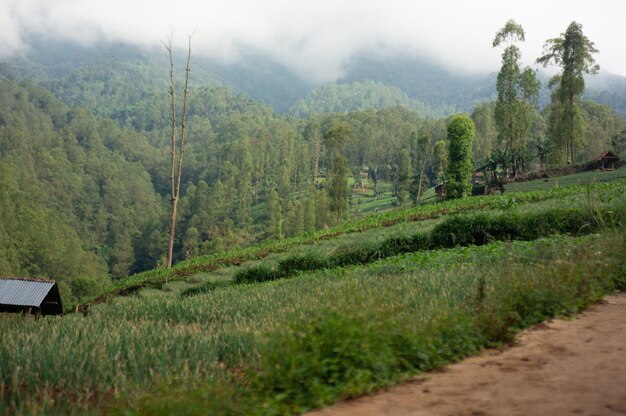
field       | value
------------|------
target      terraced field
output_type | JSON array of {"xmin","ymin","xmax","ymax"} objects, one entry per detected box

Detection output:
[{"xmin": 1, "ymin": 171, "xmax": 625, "ymax": 415}]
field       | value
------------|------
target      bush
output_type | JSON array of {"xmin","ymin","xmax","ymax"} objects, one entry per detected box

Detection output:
[
  {"xmin": 430, "ymin": 208, "xmax": 619, "ymax": 248},
  {"xmin": 231, "ymin": 207, "xmax": 622, "ymax": 287},
  {"xmin": 233, "ymin": 265, "xmax": 283, "ymax": 284},
  {"xmin": 278, "ymin": 253, "xmax": 329, "ymax": 275}
]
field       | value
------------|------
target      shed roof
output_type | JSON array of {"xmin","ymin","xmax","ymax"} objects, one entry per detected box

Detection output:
[
  {"xmin": 595, "ymin": 150, "xmax": 620, "ymax": 160},
  {"xmin": 0, "ymin": 277, "xmax": 57, "ymax": 307}
]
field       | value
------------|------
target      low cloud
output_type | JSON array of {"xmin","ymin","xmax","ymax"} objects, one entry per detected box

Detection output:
[{"xmin": 1, "ymin": 0, "xmax": 624, "ymax": 82}]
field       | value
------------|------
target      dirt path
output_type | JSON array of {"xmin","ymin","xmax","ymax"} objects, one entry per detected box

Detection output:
[{"xmin": 309, "ymin": 293, "xmax": 626, "ymax": 416}]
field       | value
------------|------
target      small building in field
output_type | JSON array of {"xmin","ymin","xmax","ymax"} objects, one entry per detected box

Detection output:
[
  {"xmin": 435, "ymin": 182, "xmax": 446, "ymax": 198},
  {"xmin": 0, "ymin": 277, "xmax": 63, "ymax": 315},
  {"xmin": 593, "ymin": 151, "xmax": 621, "ymax": 171},
  {"xmin": 471, "ymin": 170, "xmax": 486, "ymax": 185}
]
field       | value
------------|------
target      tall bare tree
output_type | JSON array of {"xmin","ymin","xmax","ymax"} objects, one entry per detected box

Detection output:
[{"xmin": 165, "ymin": 34, "xmax": 192, "ymax": 269}]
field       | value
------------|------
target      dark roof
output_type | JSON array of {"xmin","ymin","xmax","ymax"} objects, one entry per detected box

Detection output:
[
  {"xmin": 0, "ymin": 277, "xmax": 63, "ymax": 314},
  {"xmin": 595, "ymin": 151, "xmax": 620, "ymax": 160}
]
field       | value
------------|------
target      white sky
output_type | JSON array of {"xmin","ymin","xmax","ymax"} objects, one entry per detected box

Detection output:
[{"xmin": 1, "ymin": 0, "xmax": 624, "ymax": 82}]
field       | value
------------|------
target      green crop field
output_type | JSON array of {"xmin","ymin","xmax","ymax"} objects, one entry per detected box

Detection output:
[{"xmin": 1, "ymin": 174, "xmax": 625, "ymax": 415}]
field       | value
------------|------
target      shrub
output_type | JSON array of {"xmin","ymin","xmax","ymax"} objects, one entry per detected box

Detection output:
[
  {"xmin": 278, "ymin": 253, "xmax": 329, "ymax": 275},
  {"xmin": 233, "ymin": 265, "xmax": 283, "ymax": 284},
  {"xmin": 430, "ymin": 208, "xmax": 619, "ymax": 248}
]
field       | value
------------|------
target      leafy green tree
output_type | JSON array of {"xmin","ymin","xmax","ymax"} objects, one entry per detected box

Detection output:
[
  {"xmin": 303, "ymin": 188, "xmax": 317, "ymax": 233},
  {"xmin": 396, "ymin": 148, "xmax": 412, "ymax": 206},
  {"xmin": 410, "ymin": 134, "xmax": 431, "ymax": 205},
  {"xmin": 445, "ymin": 115, "xmax": 475, "ymax": 199},
  {"xmin": 265, "ymin": 189, "xmax": 282, "ymax": 239},
  {"xmin": 537, "ymin": 21, "xmax": 599, "ymax": 164},
  {"xmin": 324, "ymin": 123, "xmax": 355, "ymax": 224},
  {"xmin": 612, "ymin": 128, "xmax": 626, "ymax": 156},
  {"xmin": 471, "ymin": 102, "xmax": 497, "ymax": 162},
  {"xmin": 327, "ymin": 155, "xmax": 350, "ymax": 224},
  {"xmin": 493, "ymin": 19, "xmax": 540, "ymax": 175},
  {"xmin": 315, "ymin": 188, "xmax": 331, "ymax": 230},
  {"xmin": 432, "ymin": 140, "xmax": 448, "ymax": 184}
]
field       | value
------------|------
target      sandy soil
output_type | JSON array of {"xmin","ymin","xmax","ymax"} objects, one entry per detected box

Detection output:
[{"xmin": 309, "ymin": 293, "xmax": 626, "ymax": 416}]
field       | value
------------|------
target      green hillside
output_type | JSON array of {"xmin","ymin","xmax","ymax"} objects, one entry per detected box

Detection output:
[
  {"xmin": 289, "ymin": 80, "xmax": 450, "ymax": 118},
  {"xmin": 2, "ymin": 175, "xmax": 624, "ymax": 414}
]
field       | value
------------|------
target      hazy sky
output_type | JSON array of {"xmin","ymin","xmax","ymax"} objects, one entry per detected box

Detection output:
[{"xmin": 1, "ymin": 0, "xmax": 625, "ymax": 82}]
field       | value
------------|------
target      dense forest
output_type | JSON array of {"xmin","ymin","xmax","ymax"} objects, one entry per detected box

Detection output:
[{"xmin": 1, "ymin": 33, "xmax": 625, "ymax": 303}]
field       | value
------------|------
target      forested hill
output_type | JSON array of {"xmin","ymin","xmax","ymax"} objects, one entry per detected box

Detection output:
[
  {"xmin": 0, "ymin": 70, "xmax": 429, "ymax": 304},
  {"xmin": 1, "ymin": 38, "xmax": 625, "ymax": 306},
  {"xmin": 9, "ymin": 38, "xmax": 626, "ymax": 117}
]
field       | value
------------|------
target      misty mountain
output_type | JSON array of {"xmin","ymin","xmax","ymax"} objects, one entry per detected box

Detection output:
[
  {"xmin": 289, "ymin": 80, "xmax": 454, "ymax": 118},
  {"xmin": 3, "ymin": 37, "xmax": 626, "ymax": 118},
  {"xmin": 340, "ymin": 54, "xmax": 497, "ymax": 114}
]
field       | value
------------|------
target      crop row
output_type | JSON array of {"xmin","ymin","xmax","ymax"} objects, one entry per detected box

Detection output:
[
  {"xmin": 82, "ymin": 182, "xmax": 616, "ymax": 309},
  {"xmin": 2, "ymin": 229, "xmax": 624, "ymax": 414},
  {"xmin": 231, "ymin": 206, "xmax": 624, "ymax": 285}
]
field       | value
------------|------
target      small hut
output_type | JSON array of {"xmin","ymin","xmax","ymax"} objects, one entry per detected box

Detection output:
[
  {"xmin": 0, "ymin": 277, "xmax": 63, "ymax": 315},
  {"xmin": 471, "ymin": 170, "xmax": 486, "ymax": 185},
  {"xmin": 435, "ymin": 182, "xmax": 446, "ymax": 198},
  {"xmin": 593, "ymin": 151, "xmax": 621, "ymax": 171}
]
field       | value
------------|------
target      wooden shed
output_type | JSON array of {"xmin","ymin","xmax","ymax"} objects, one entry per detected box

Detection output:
[
  {"xmin": 0, "ymin": 277, "xmax": 63, "ymax": 315},
  {"xmin": 594, "ymin": 151, "xmax": 621, "ymax": 170},
  {"xmin": 435, "ymin": 182, "xmax": 446, "ymax": 198}
]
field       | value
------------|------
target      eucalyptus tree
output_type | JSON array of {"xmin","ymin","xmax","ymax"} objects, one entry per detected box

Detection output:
[
  {"xmin": 410, "ymin": 134, "xmax": 431, "ymax": 205},
  {"xmin": 537, "ymin": 21, "xmax": 599, "ymax": 164},
  {"xmin": 396, "ymin": 147, "xmax": 412, "ymax": 206},
  {"xmin": 323, "ymin": 123, "xmax": 355, "ymax": 223},
  {"xmin": 493, "ymin": 19, "xmax": 540, "ymax": 175}
]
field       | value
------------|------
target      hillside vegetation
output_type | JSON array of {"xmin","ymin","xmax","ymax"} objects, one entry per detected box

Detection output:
[
  {"xmin": 1, "ymin": 177, "xmax": 625, "ymax": 414},
  {"xmin": 1, "ymin": 51, "xmax": 625, "ymax": 305}
]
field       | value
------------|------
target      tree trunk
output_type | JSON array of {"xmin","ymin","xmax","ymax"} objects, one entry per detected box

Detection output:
[
  {"xmin": 313, "ymin": 129, "xmax": 320, "ymax": 180},
  {"xmin": 166, "ymin": 35, "xmax": 192, "ymax": 271}
]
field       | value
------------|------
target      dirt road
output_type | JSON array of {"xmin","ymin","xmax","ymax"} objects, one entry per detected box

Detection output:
[{"xmin": 309, "ymin": 293, "xmax": 626, "ymax": 416}]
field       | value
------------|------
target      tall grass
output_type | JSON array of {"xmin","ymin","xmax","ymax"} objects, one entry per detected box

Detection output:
[{"xmin": 2, "ymin": 229, "xmax": 624, "ymax": 415}]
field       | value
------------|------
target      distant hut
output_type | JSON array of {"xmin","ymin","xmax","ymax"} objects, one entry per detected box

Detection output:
[
  {"xmin": 0, "ymin": 277, "xmax": 63, "ymax": 315},
  {"xmin": 471, "ymin": 170, "xmax": 486, "ymax": 185},
  {"xmin": 593, "ymin": 151, "xmax": 621, "ymax": 171},
  {"xmin": 435, "ymin": 181, "xmax": 447, "ymax": 198}
]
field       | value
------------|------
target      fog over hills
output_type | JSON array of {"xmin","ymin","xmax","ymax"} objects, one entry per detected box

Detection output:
[{"xmin": 3, "ymin": 37, "xmax": 626, "ymax": 117}]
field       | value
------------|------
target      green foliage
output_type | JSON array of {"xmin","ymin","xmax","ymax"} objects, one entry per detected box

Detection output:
[
  {"xmin": 430, "ymin": 207, "xmax": 616, "ymax": 248},
  {"xmin": 278, "ymin": 252, "xmax": 330, "ymax": 275},
  {"xmin": 1, "ymin": 220, "xmax": 625, "ymax": 414},
  {"xmin": 538, "ymin": 21, "xmax": 599, "ymax": 164},
  {"xmin": 493, "ymin": 20, "xmax": 540, "ymax": 174},
  {"xmin": 233, "ymin": 264, "xmax": 282, "ymax": 284},
  {"xmin": 254, "ymin": 311, "xmax": 481, "ymax": 412},
  {"xmin": 396, "ymin": 148, "xmax": 412, "ymax": 206},
  {"xmin": 290, "ymin": 80, "xmax": 436, "ymax": 117},
  {"xmin": 328, "ymin": 155, "xmax": 351, "ymax": 224},
  {"xmin": 445, "ymin": 115, "xmax": 475, "ymax": 198}
]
